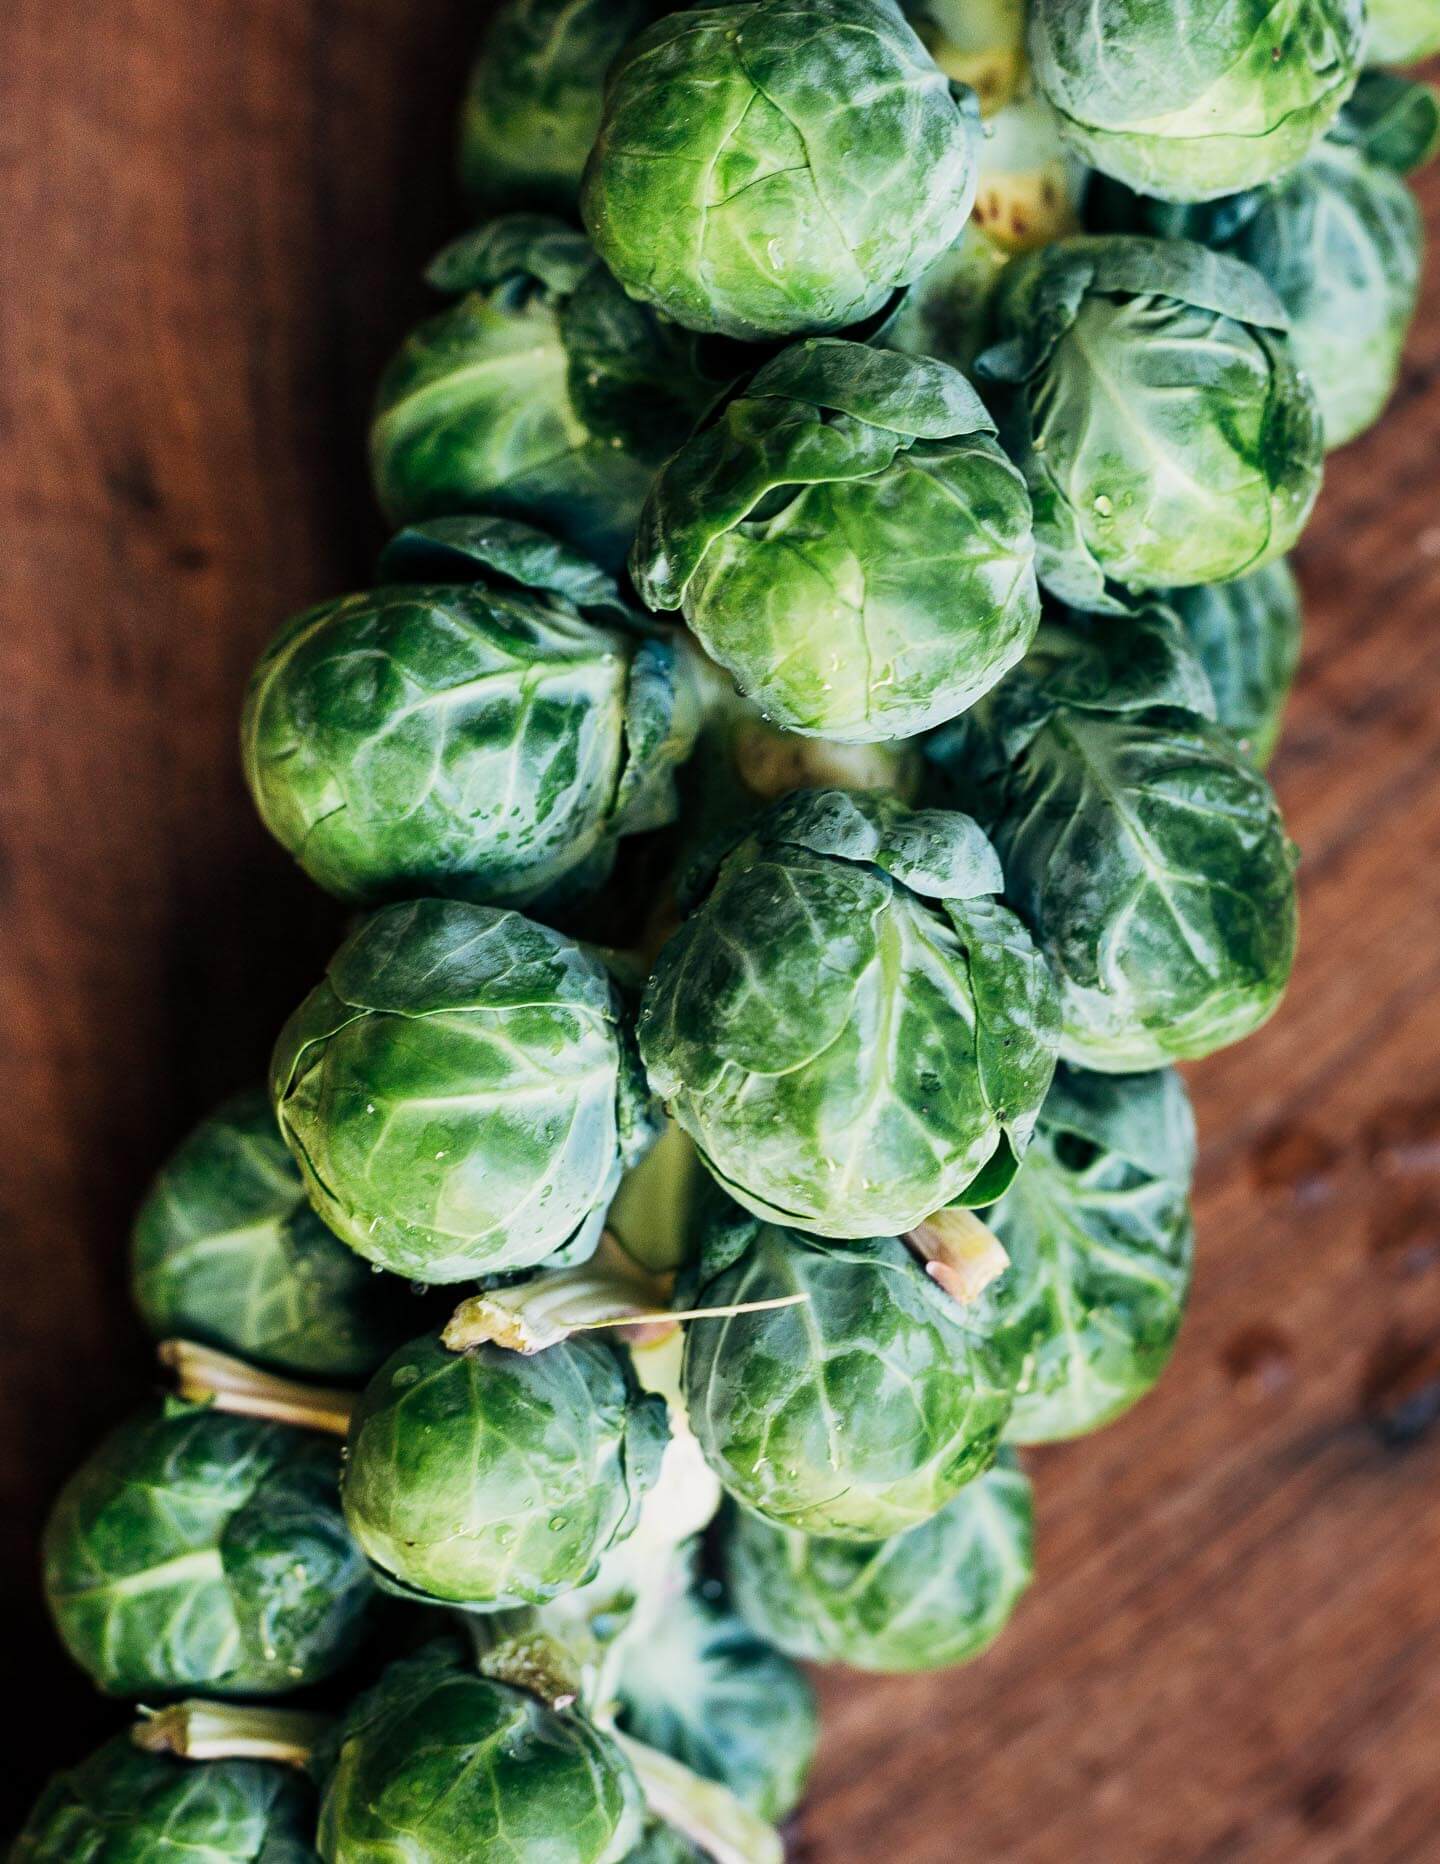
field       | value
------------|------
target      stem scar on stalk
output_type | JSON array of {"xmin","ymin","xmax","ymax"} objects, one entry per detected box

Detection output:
[
  {"xmin": 904, "ymin": 1206, "xmax": 1010, "ymax": 1305},
  {"xmin": 133, "ymin": 1701, "xmax": 327, "ymax": 1768},
  {"xmin": 158, "ymin": 1339, "xmax": 355, "ymax": 1436},
  {"xmin": 442, "ymin": 1231, "xmax": 811, "ymax": 1357}
]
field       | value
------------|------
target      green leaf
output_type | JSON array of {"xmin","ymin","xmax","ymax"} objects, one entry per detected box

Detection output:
[
  {"xmin": 632, "ymin": 337, "xmax": 1039, "ymax": 742},
  {"xmin": 459, "ymin": 1, "xmax": 670, "ymax": 215},
  {"xmin": 977, "ymin": 1066, "xmax": 1196, "ymax": 1442},
  {"xmin": 725, "ymin": 1454, "xmax": 1033, "ymax": 1671},
  {"xmin": 1336, "ymin": 71, "xmax": 1440, "ymax": 172},
  {"xmin": 1170, "ymin": 562, "xmax": 1303, "ymax": 765},
  {"xmin": 243, "ymin": 567, "xmax": 694, "ymax": 912},
  {"xmin": 371, "ymin": 218, "xmax": 724, "ymax": 572}
]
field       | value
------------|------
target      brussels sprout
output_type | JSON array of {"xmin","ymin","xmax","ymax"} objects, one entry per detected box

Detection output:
[
  {"xmin": 340, "ymin": 1330, "xmax": 667, "ymax": 1608},
  {"xmin": 633, "ymin": 340, "xmax": 1039, "ymax": 743},
  {"xmin": 902, "ymin": 0, "xmax": 1028, "ymax": 114},
  {"xmin": 1334, "ymin": 70, "xmax": 1440, "ymax": 172},
  {"xmin": 1029, "ymin": 0, "xmax": 1364, "ymax": 201},
  {"xmin": 977, "ymin": 236, "xmax": 1323, "ymax": 608},
  {"xmin": 726, "ymin": 1454, "xmax": 1033, "ymax": 1672},
  {"xmin": 580, "ymin": 0, "xmax": 980, "ymax": 341},
  {"xmin": 131, "ymin": 1091, "xmax": 424, "ymax": 1380},
  {"xmin": 639, "ymin": 790, "xmax": 1060, "ymax": 1237},
  {"xmin": 42, "ymin": 1404, "xmax": 372, "ymax": 1697},
  {"xmin": 316, "ymin": 1644, "xmax": 646, "ymax": 1864},
  {"xmin": 459, "ymin": 1, "xmax": 667, "ymax": 213},
  {"xmin": 1366, "ymin": 0, "xmax": 1440, "ymax": 65},
  {"xmin": 977, "ymin": 1066, "xmax": 1196, "ymax": 1444},
  {"xmin": 11, "ymin": 1735, "xmax": 319, "ymax": 1863},
  {"xmin": 634, "ymin": 340, "xmax": 1038, "ymax": 743},
  {"xmin": 681, "ymin": 1200, "xmax": 1018, "ymax": 1538},
  {"xmin": 928, "ymin": 606, "xmax": 1299, "ymax": 1072},
  {"xmin": 615, "ymin": 1578, "xmax": 817, "ymax": 1822},
  {"xmin": 1169, "ymin": 562, "xmax": 1303, "ymax": 767},
  {"xmin": 370, "ymin": 218, "xmax": 728, "ymax": 571},
  {"xmin": 243, "ymin": 518, "xmax": 697, "ymax": 911},
  {"xmin": 270, "ymin": 899, "xmax": 655, "ymax": 1283},
  {"xmin": 1090, "ymin": 119, "xmax": 1428, "ymax": 450}
]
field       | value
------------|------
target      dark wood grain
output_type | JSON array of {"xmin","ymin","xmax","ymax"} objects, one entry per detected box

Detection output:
[{"xmin": 4, "ymin": 6, "xmax": 1440, "ymax": 1857}]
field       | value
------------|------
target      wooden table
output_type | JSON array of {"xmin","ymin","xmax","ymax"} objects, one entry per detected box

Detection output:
[{"xmin": 4, "ymin": 5, "xmax": 1440, "ymax": 1857}]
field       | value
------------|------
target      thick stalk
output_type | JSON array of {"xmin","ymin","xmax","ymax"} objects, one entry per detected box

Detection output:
[
  {"xmin": 159, "ymin": 1340, "xmax": 354, "ymax": 1436},
  {"xmin": 606, "ymin": 1120, "xmax": 703, "ymax": 1276}
]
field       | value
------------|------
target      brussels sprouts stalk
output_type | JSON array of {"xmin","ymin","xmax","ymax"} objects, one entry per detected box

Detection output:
[
  {"xmin": 133, "ymin": 1701, "xmax": 326, "ymax": 1768},
  {"xmin": 442, "ymin": 1233, "xmax": 809, "ymax": 1357},
  {"xmin": 611, "ymin": 1729, "xmax": 784, "ymax": 1864},
  {"xmin": 687, "ymin": 647, "xmax": 923, "ymax": 808},
  {"xmin": 904, "ymin": 1207, "xmax": 1010, "ymax": 1304},
  {"xmin": 464, "ymin": 1614, "xmax": 591, "ymax": 1713},
  {"xmin": 606, "ymin": 1119, "xmax": 703, "ymax": 1276},
  {"xmin": 158, "ymin": 1340, "xmax": 353, "ymax": 1437}
]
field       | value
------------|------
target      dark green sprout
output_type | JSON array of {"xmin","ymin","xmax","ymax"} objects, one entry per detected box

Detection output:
[
  {"xmin": 131, "ymin": 1091, "xmax": 425, "ymax": 1381},
  {"xmin": 638, "ymin": 789, "xmax": 1059, "ymax": 1237},
  {"xmin": 270, "ymin": 899, "xmax": 657, "ymax": 1283},
  {"xmin": 370, "ymin": 218, "xmax": 730, "ymax": 571},
  {"xmin": 681, "ymin": 1199, "xmax": 1019, "ymax": 1539},
  {"xmin": 458, "ymin": 1, "xmax": 668, "ymax": 214},
  {"xmin": 315, "ymin": 1644, "xmax": 645, "ymax": 1864},
  {"xmin": 977, "ymin": 1066, "xmax": 1196, "ymax": 1443},
  {"xmin": 10, "ymin": 1735, "xmax": 319, "ymax": 1863},
  {"xmin": 726, "ymin": 1453, "xmax": 1033, "ymax": 1672},
  {"xmin": 632, "ymin": 339, "xmax": 1040, "ymax": 744},
  {"xmin": 1029, "ymin": 0, "xmax": 1364, "ymax": 201},
  {"xmin": 42, "ymin": 1404, "xmax": 372, "ymax": 1698},
  {"xmin": 581, "ymin": 0, "xmax": 981, "ymax": 341},
  {"xmin": 243, "ymin": 518, "xmax": 697, "ymax": 912},
  {"xmin": 340, "ymin": 1330, "xmax": 667, "ymax": 1608},
  {"xmin": 1168, "ymin": 562, "xmax": 1303, "ymax": 767},
  {"xmin": 1089, "ymin": 77, "xmax": 1436, "ymax": 450},
  {"xmin": 1333, "ymin": 70, "xmax": 1440, "ymax": 173},
  {"xmin": 977, "ymin": 236, "xmax": 1323, "ymax": 608},
  {"xmin": 928, "ymin": 604, "xmax": 1299, "ymax": 1072}
]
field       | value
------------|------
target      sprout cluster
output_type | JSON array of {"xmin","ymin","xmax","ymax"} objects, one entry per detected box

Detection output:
[{"xmin": 25, "ymin": 0, "xmax": 1437, "ymax": 1853}]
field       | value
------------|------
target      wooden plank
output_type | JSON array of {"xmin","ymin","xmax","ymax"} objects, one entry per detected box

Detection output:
[{"xmin": 3, "ymin": 5, "xmax": 1440, "ymax": 1857}]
